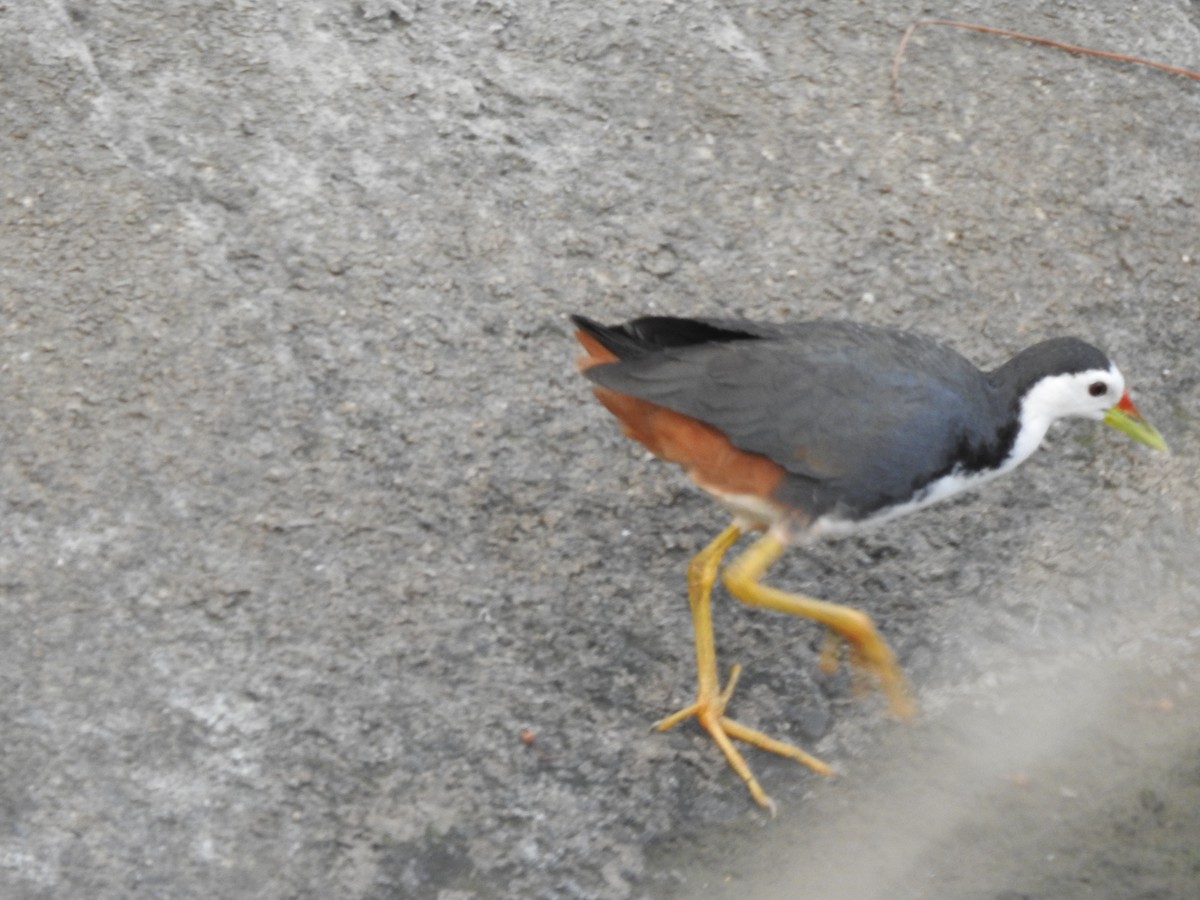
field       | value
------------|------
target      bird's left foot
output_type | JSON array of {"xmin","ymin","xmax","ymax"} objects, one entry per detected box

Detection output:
[
  {"xmin": 653, "ymin": 663, "xmax": 833, "ymax": 813},
  {"xmin": 818, "ymin": 626, "xmax": 915, "ymax": 720}
]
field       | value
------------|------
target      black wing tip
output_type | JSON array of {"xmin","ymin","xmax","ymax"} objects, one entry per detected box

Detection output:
[
  {"xmin": 570, "ymin": 313, "xmax": 764, "ymax": 355},
  {"xmin": 569, "ymin": 314, "xmax": 624, "ymax": 355},
  {"xmin": 569, "ymin": 313, "xmax": 604, "ymax": 332},
  {"xmin": 569, "ymin": 313, "xmax": 657, "ymax": 362}
]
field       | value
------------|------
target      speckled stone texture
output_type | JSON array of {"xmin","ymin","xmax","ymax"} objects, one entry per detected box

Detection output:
[{"xmin": 2, "ymin": 3, "xmax": 1198, "ymax": 898}]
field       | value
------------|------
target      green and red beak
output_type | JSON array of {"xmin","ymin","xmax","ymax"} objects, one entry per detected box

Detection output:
[{"xmin": 1103, "ymin": 391, "xmax": 1168, "ymax": 452}]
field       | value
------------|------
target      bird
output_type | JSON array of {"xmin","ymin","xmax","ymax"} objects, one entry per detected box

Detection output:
[{"xmin": 571, "ymin": 313, "xmax": 1167, "ymax": 812}]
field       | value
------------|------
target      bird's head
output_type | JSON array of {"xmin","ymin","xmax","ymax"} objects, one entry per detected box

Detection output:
[{"xmin": 1013, "ymin": 346, "xmax": 1167, "ymax": 452}]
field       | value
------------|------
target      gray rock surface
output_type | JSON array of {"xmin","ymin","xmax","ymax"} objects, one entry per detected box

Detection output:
[{"xmin": 3, "ymin": 2, "xmax": 1198, "ymax": 898}]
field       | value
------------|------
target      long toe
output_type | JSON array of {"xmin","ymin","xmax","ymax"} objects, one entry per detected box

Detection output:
[{"xmin": 654, "ymin": 669, "xmax": 831, "ymax": 809}]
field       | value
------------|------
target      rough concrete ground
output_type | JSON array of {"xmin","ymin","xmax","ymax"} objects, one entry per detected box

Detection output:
[{"xmin": 2, "ymin": 2, "xmax": 1198, "ymax": 898}]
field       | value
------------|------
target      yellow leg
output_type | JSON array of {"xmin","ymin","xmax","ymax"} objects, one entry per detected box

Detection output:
[
  {"xmin": 653, "ymin": 523, "xmax": 833, "ymax": 813},
  {"xmin": 722, "ymin": 533, "xmax": 916, "ymax": 720}
]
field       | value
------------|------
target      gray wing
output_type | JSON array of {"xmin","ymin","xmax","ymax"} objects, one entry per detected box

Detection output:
[{"xmin": 584, "ymin": 321, "xmax": 1003, "ymax": 515}]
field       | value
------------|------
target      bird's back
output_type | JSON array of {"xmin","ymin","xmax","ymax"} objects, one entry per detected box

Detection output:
[{"xmin": 575, "ymin": 315, "xmax": 1012, "ymax": 523}]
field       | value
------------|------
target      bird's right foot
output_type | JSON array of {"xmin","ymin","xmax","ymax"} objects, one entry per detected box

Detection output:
[{"xmin": 653, "ymin": 663, "xmax": 834, "ymax": 813}]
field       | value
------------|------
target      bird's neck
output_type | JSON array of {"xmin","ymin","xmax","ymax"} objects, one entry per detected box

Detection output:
[
  {"xmin": 990, "ymin": 362, "xmax": 1077, "ymax": 472},
  {"xmin": 1003, "ymin": 404, "xmax": 1056, "ymax": 472}
]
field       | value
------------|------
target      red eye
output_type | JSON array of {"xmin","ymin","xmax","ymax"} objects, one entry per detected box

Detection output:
[{"xmin": 1089, "ymin": 382, "xmax": 1108, "ymax": 397}]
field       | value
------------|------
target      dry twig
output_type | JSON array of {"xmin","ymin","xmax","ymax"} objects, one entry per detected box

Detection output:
[{"xmin": 892, "ymin": 18, "xmax": 1200, "ymax": 110}]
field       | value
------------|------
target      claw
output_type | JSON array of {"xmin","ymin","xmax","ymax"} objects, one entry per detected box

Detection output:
[
  {"xmin": 818, "ymin": 630, "xmax": 843, "ymax": 674},
  {"xmin": 657, "ymin": 665, "xmax": 833, "ymax": 811}
]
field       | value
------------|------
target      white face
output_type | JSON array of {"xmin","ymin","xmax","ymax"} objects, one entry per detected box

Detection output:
[
  {"xmin": 999, "ymin": 363, "xmax": 1127, "ymax": 474},
  {"xmin": 1022, "ymin": 364, "xmax": 1126, "ymax": 423}
]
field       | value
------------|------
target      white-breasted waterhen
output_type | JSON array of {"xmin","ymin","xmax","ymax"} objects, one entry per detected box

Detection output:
[{"xmin": 572, "ymin": 313, "xmax": 1167, "ymax": 812}]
